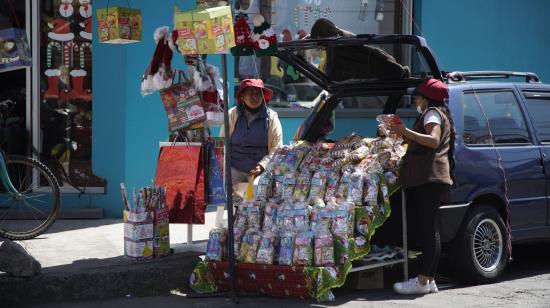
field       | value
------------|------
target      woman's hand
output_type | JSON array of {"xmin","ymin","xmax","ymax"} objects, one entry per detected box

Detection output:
[
  {"xmin": 250, "ymin": 164, "xmax": 264, "ymax": 177},
  {"xmin": 378, "ymin": 124, "xmax": 387, "ymax": 137},
  {"xmin": 388, "ymin": 121, "xmax": 407, "ymax": 137}
]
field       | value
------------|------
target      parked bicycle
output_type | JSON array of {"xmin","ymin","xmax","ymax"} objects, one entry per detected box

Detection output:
[{"xmin": 0, "ymin": 99, "xmax": 61, "ymax": 240}]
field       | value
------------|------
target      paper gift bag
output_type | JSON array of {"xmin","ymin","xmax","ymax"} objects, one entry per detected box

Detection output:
[
  {"xmin": 174, "ymin": 5, "xmax": 235, "ymax": 55},
  {"xmin": 97, "ymin": 7, "xmax": 142, "ymax": 44},
  {"xmin": 154, "ymin": 143, "xmax": 206, "ymax": 224},
  {"xmin": 123, "ymin": 210, "xmax": 154, "ymax": 260},
  {"xmin": 0, "ymin": 28, "xmax": 32, "ymax": 73},
  {"xmin": 160, "ymin": 78, "xmax": 206, "ymax": 132}
]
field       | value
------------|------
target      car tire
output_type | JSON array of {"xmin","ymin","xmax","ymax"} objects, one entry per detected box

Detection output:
[{"xmin": 450, "ymin": 204, "xmax": 509, "ymax": 284}]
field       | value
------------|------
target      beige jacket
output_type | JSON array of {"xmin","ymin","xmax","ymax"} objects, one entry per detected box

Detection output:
[{"xmin": 220, "ymin": 106, "xmax": 283, "ymax": 170}]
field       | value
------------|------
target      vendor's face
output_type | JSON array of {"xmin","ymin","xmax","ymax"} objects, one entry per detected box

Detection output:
[
  {"xmin": 241, "ymin": 87, "xmax": 264, "ymax": 109},
  {"xmin": 414, "ymin": 95, "xmax": 429, "ymax": 111}
]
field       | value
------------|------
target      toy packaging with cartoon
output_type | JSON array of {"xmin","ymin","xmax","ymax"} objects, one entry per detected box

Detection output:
[
  {"xmin": 0, "ymin": 28, "xmax": 32, "ymax": 73},
  {"xmin": 97, "ymin": 6, "xmax": 142, "ymax": 43},
  {"xmin": 174, "ymin": 5, "xmax": 235, "ymax": 55}
]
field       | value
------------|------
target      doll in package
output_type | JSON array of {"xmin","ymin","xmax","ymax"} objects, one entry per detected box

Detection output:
[
  {"xmin": 293, "ymin": 231, "xmax": 314, "ymax": 266},
  {"xmin": 277, "ymin": 231, "xmax": 295, "ymax": 266},
  {"xmin": 256, "ymin": 230, "xmax": 277, "ymax": 264},
  {"xmin": 314, "ymin": 233, "xmax": 335, "ymax": 267},
  {"xmin": 205, "ymin": 227, "xmax": 227, "ymax": 261},
  {"xmin": 239, "ymin": 228, "xmax": 262, "ymax": 263}
]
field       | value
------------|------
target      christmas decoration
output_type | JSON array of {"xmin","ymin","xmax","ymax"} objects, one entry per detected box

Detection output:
[
  {"xmin": 251, "ymin": 14, "xmax": 277, "ymax": 57},
  {"xmin": 230, "ymin": 14, "xmax": 254, "ymax": 56}
]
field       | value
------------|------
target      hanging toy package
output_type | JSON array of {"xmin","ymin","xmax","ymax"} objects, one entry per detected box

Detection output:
[
  {"xmin": 256, "ymin": 171, "xmax": 273, "ymax": 200},
  {"xmin": 314, "ymin": 233, "xmax": 335, "ymax": 267},
  {"xmin": 262, "ymin": 199, "xmax": 278, "ymax": 232},
  {"xmin": 282, "ymin": 171, "xmax": 297, "ymax": 199},
  {"xmin": 293, "ymin": 172, "xmax": 311, "ymax": 202}
]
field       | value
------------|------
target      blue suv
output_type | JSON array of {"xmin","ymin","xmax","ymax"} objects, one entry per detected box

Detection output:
[{"xmin": 276, "ymin": 35, "xmax": 550, "ymax": 283}]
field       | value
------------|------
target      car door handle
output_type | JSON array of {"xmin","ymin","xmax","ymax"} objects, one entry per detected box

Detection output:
[{"xmin": 543, "ymin": 153, "xmax": 547, "ymax": 158}]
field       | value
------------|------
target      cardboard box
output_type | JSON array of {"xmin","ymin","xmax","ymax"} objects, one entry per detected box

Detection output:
[
  {"xmin": 153, "ymin": 207, "xmax": 170, "ymax": 257},
  {"xmin": 343, "ymin": 267, "xmax": 384, "ymax": 289},
  {"xmin": 0, "ymin": 28, "xmax": 32, "ymax": 73},
  {"xmin": 174, "ymin": 5, "xmax": 235, "ymax": 55},
  {"xmin": 97, "ymin": 7, "xmax": 142, "ymax": 44}
]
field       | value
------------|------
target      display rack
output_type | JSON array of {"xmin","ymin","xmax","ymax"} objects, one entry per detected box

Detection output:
[{"xmin": 349, "ymin": 190, "xmax": 409, "ymax": 280}]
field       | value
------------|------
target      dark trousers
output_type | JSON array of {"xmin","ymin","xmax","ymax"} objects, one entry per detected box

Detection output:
[{"xmin": 406, "ymin": 182, "xmax": 450, "ymax": 278}]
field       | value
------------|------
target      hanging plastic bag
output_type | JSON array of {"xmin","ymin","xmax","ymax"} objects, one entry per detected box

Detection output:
[{"xmin": 244, "ymin": 175, "xmax": 255, "ymax": 201}]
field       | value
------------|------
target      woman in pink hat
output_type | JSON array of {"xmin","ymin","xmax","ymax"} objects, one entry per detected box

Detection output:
[
  {"xmin": 221, "ymin": 79, "xmax": 282, "ymax": 185},
  {"xmin": 387, "ymin": 78, "xmax": 456, "ymax": 295}
]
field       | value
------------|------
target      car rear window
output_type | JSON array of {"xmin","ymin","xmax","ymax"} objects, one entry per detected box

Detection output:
[
  {"xmin": 522, "ymin": 91, "xmax": 550, "ymax": 143},
  {"xmin": 462, "ymin": 91, "xmax": 531, "ymax": 145}
]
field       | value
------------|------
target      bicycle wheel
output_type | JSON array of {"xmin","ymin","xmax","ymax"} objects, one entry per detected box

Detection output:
[{"xmin": 0, "ymin": 155, "xmax": 61, "ymax": 240}]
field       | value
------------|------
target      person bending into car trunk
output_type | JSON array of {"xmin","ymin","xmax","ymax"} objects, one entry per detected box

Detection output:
[
  {"xmin": 387, "ymin": 78, "xmax": 456, "ymax": 295},
  {"xmin": 220, "ymin": 78, "xmax": 283, "ymax": 190}
]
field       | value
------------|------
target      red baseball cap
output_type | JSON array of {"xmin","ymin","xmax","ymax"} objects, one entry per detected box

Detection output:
[
  {"xmin": 409, "ymin": 78, "xmax": 449, "ymax": 102},
  {"xmin": 236, "ymin": 79, "xmax": 273, "ymax": 104}
]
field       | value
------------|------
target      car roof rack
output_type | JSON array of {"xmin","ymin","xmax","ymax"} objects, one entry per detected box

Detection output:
[{"xmin": 446, "ymin": 71, "xmax": 541, "ymax": 84}]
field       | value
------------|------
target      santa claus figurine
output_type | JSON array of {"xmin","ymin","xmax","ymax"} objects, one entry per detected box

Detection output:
[{"xmin": 230, "ymin": 14, "xmax": 254, "ymax": 56}]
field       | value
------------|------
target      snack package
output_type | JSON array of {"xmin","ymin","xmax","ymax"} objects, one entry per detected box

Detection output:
[
  {"xmin": 335, "ymin": 170, "xmax": 351, "ymax": 200},
  {"xmin": 273, "ymin": 169, "xmax": 284, "ymax": 199},
  {"xmin": 309, "ymin": 169, "xmax": 328, "ymax": 202},
  {"xmin": 233, "ymin": 227, "xmax": 245, "ymax": 261},
  {"xmin": 363, "ymin": 173, "xmax": 380, "ymax": 206},
  {"xmin": 239, "ymin": 228, "xmax": 262, "ymax": 263},
  {"xmin": 205, "ymin": 227, "xmax": 227, "ymax": 261},
  {"xmin": 256, "ymin": 171, "xmax": 273, "ymax": 200},
  {"xmin": 246, "ymin": 200, "xmax": 264, "ymax": 228},
  {"xmin": 234, "ymin": 202, "xmax": 248, "ymax": 230},
  {"xmin": 324, "ymin": 170, "xmax": 340, "ymax": 201},
  {"xmin": 282, "ymin": 171, "xmax": 297, "ymax": 199},
  {"xmin": 347, "ymin": 170, "xmax": 364, "ymax": 205},
  {"xmin": 293, "ymin": 231, "xmax": 314, "ymax": 266},
  {"xmin": 314, "ymin": 233, "xmax": 335, "ymax": 267},
  {"xmin": 293, "ymin": 172, "xmax": 311, "ymax": 202},
  {"xmin": 293, "ymin": 202, "xmax": 310, "ymax": 232},
  {"xmin": 277, "ymin": 231, "xmax": 295, "ymax": 265},
  {"xmin": 262, "ymin": 199, "xmax": 279, "ymax": 231},
  {"xmin": 256, "ymin": 230, "xmax": 277, "ymax": 264},
  {"xmin": 310, "ymin": 198, "xmax": 332, "ymax": 235}
]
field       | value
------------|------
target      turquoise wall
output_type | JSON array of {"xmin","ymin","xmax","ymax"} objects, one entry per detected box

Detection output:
[{"xmin": 415, "ymin": 0, "xmax": 550, "ymax": 82}]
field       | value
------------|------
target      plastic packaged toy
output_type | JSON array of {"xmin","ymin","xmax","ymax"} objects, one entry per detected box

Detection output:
[
  {"xmin": 240, "ymin": 228, "xmax": 262, "ymax": 263},
  {"xmin": 293, "ymin": 172, "xmax": 311, "ymax": 202},
  {"xmin": 277, "ymin": 231, "xmax": 295, "ymax": 265},
  {"xmin": 205, "ymin": 227, "xmax": 227, "ymax": 261},
  {"xmin": 293, "ymin": 231, "xmax": 314, "ymax": 266},
  {"xmin": 314, "ymin": 233, "xmax": 335, "ymax": 267},
  {"xmin": 256, "ymin": 230, "xmax": 277, "ymax": 264}
]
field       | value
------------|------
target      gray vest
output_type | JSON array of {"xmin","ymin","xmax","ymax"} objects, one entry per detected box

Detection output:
[{"xmin": 230, "ymin": 106, "xmax": 269, "ymax": 173}]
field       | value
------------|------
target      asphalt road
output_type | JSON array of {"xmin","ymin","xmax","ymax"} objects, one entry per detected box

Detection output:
[{"xmin": 23, "ymin": 242, "xmax": 550, "ymax": 308}]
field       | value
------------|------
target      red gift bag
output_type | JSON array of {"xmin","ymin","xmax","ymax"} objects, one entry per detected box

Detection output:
[{"xmin": 154, "ymin": 143, "xmax": 206, "ymax": 224}]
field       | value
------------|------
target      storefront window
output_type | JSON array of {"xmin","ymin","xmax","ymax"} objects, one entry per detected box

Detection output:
[
  {"xmin": 233, "ymin": 0, "xmax": 404, "ymax": 109},
  {"xmin": 39, "ymin": 0, "xmax": 105, "ymax": 191}
]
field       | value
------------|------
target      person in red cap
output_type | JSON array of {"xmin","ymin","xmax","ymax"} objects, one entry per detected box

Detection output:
[
  {"xmin": 221, "ymin": 79, "xmax": 282, "ymax": 185},
  {"xmin": 387, "ymin": 78, "xmax": 456, "ymax": 295}
]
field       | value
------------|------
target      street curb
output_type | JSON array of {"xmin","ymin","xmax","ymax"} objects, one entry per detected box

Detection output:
[{"xmin": 0, "ymin": 252, "xmax": 201, "ymax": 305}]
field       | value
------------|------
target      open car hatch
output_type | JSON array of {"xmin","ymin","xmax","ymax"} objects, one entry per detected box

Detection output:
[{"xmin": 275, "ymin": 34, "xmax": 443, "ymax": 95}]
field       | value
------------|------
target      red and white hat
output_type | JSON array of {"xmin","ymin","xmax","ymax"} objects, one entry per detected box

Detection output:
[
  {"xmin": 79, "ymin": 18, "xmax": 92, "ymax": 41},
  {"xmin": 48, "ymin": 18, "xmax": 75, "ymax": 42}
]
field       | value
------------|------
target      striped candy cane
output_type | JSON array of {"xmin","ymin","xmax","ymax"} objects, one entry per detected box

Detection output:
[
  {"xmin": 46, "ymin": 41, "xmax": 62, "ymax": 68},
  {"xmin": 63, "ymin": 41, "xmax": 80, "ymax": 68},
  {"xmin": 79, "ymin": 42, "xmax": 92, "ymax": 69}
]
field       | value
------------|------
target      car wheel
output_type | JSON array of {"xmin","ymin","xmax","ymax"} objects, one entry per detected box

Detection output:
[{"xmin": 450, "ymin": 204, "xmax": 509, "ymax": 283}]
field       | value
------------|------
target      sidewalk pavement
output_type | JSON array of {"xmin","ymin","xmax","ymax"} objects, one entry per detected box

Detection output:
[{"xmin": 0, "ymin": 209, "xmax": 224, "ymax": 306}]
